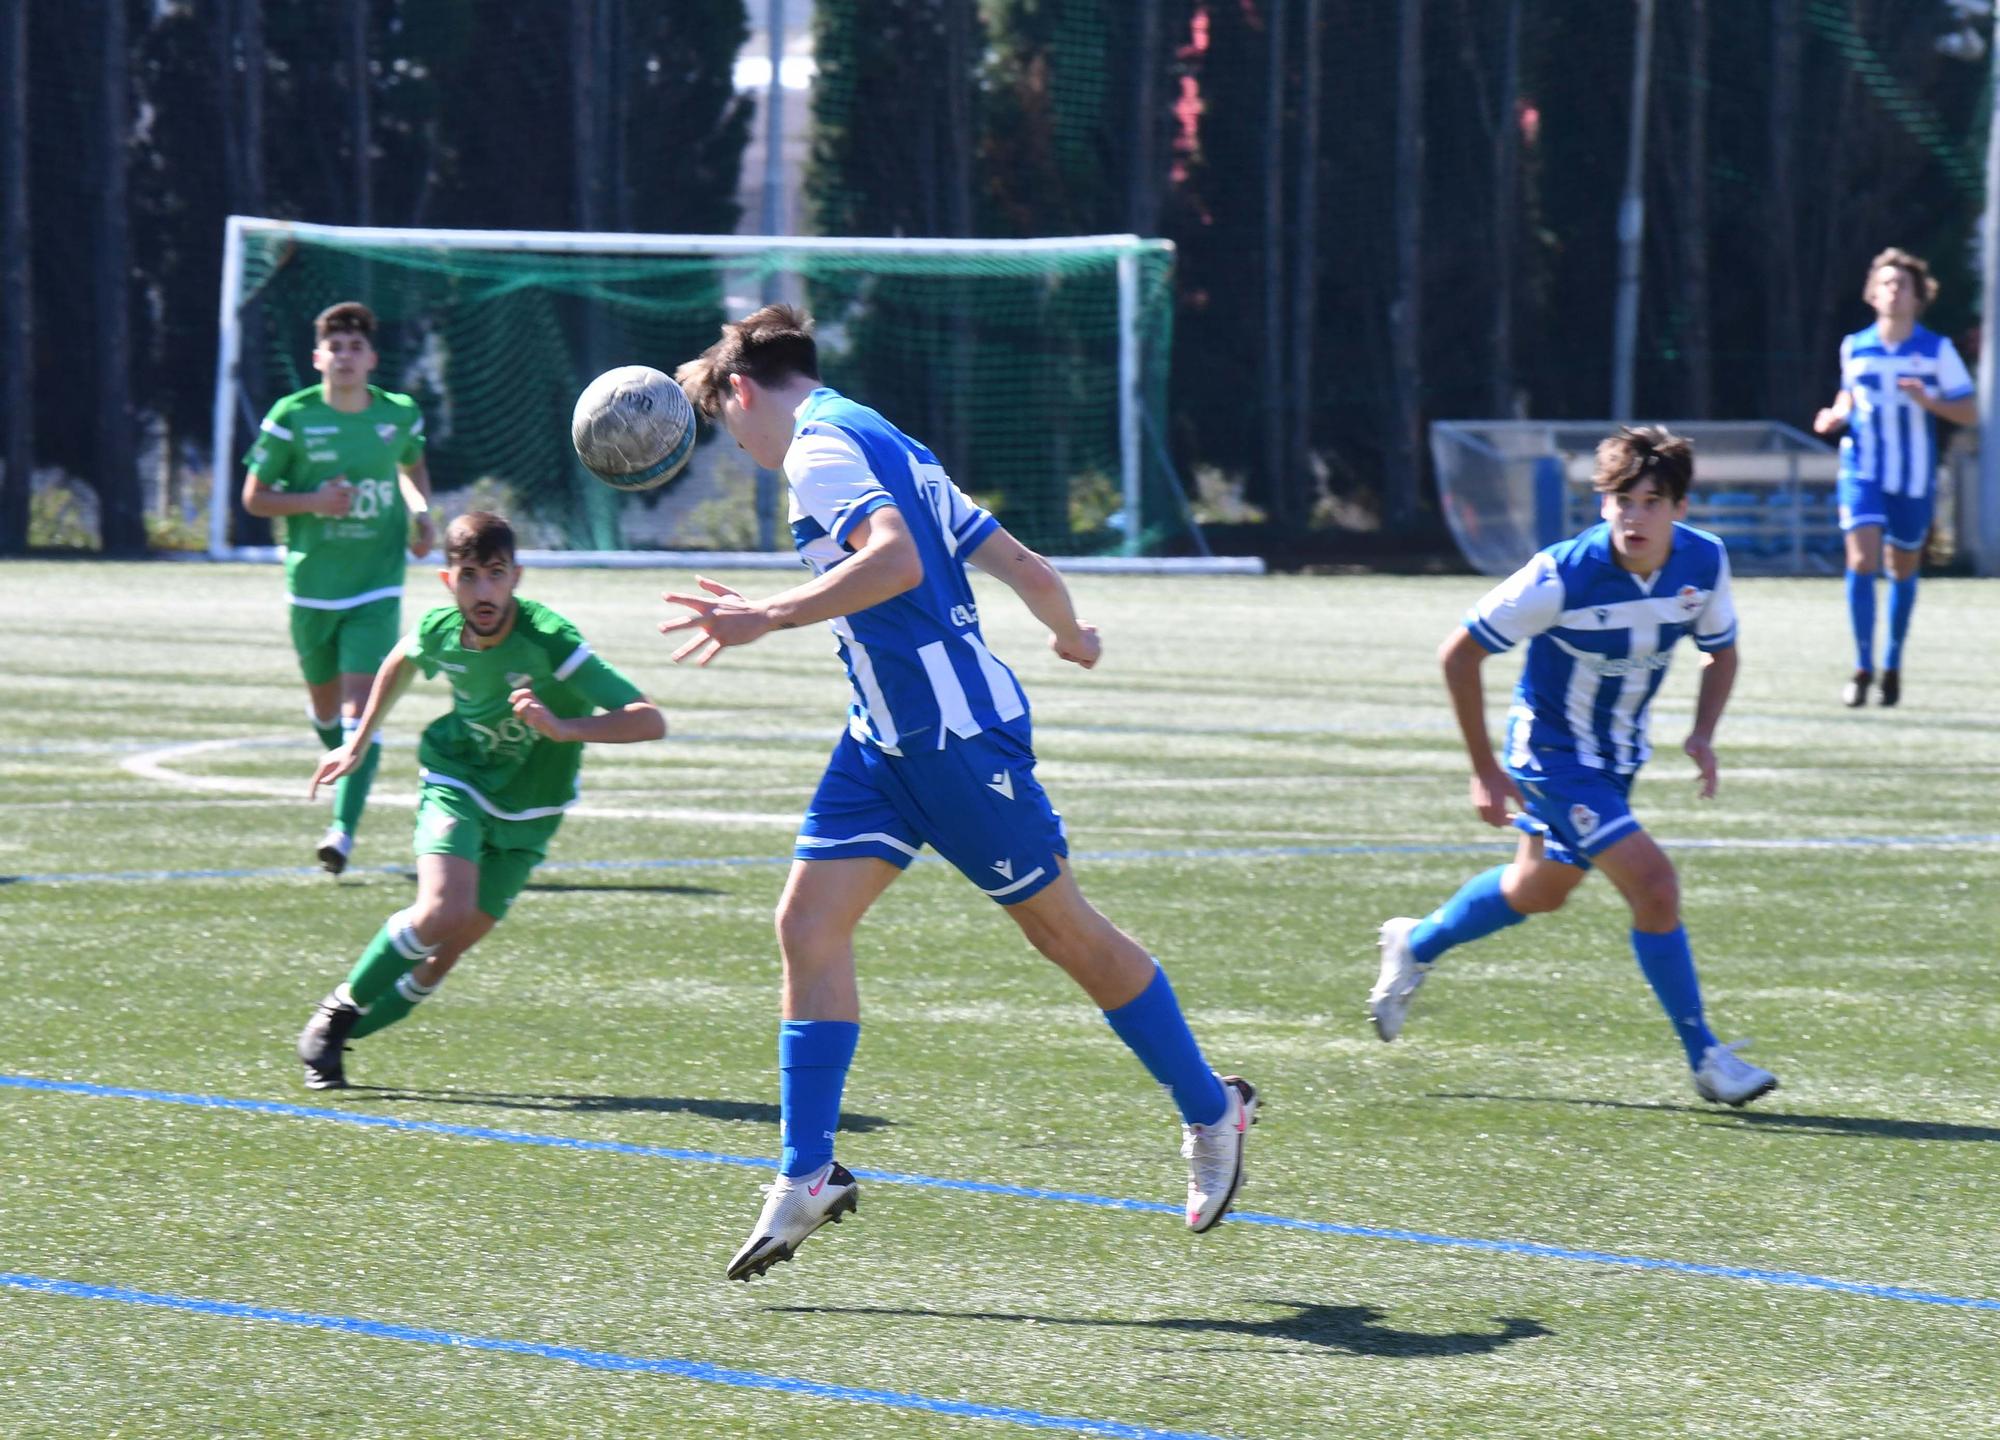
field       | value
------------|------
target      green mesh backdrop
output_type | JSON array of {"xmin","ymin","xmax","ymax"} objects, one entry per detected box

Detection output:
[{"xmin": 231, "ymin": 227, "xmax": 1178, "ymax": 556}]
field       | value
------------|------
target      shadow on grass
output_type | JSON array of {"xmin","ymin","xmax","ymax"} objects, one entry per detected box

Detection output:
[
  {"xmin": 1426, "ymin": 1092, "xmax": 2000, "ymax": 1143},
  {"xmin": 772, "ymin": 1301, "xmax": 1549, "ymax": 1358},
  {"xmin": 346, "ymin": 1086, "xmax": 891, "ymax": 1133}
]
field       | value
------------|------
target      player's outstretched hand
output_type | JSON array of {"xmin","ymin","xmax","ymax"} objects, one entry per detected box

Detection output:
[
  {"xmin": 309, "ymin": 743, "xmax": 362, "ymax": 800},
  {"xmin": 1811, "ymin": 407, "xmax": 1845, "ymax": 437},
  {"xmin": 659, "ymin": 577, "xmax": 772, "ymax": 666},
  {"xmin": 1684, "ymin": 733, "xmax": 1719, "ymax": 800},
  {"xmin": 1052, "ymin": 623, "xmax": 1101, "ymax": 669},
  {"xmin": 1469, "ymin": 767, "xmax": 1523, "ymax": 829},
  {"xmin": 510, "ymin": 686, "xmax": 568, "ymax": 741}
]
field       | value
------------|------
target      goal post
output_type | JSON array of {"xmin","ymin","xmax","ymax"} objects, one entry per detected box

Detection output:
[{"xmin": 209, "ymin": 216, "xmax": 1255, "ymax": 571}]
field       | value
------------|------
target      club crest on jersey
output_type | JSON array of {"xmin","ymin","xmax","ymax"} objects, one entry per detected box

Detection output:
[
  {"xmin": 1676, "ymin": 584, "xmax": 1703, "ymax": 614},
  {"xmin": 1569, "ymin": 803, "xmax": 1600, "ymax": 838},
  {"xmin": 376, "ymin": 423, "xmax": 400, "ymax": 443}
]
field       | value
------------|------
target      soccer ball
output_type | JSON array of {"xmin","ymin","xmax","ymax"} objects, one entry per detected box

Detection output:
[{"xmin": 570, "ymin": 365, "xmax": 697, "ymax": 491}]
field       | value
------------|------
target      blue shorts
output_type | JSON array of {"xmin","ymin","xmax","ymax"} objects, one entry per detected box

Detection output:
[
  {"xmin": 795, "ymin": 726, "xmax": 1069, "ymax": 904},
  {"xmin": 1510, "ymin": 766, "xmax": 1641, "ymax": 871},
  {"xmin": 1838, "ymin": 472, "xmax": 1934, "ymax": 551}
]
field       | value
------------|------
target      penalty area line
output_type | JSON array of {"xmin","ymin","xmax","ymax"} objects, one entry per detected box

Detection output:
[
  {"xmin": 0, "ymin": 1271, "xmax": 1231, "ymax": 1440},
  {"xmin": 5, "ymin": 1074, "xmax": 1998, "ymax": 1316}
]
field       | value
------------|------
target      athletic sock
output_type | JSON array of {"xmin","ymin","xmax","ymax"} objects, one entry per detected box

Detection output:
[
  {"xmin": 310, "ymin": 709, "xmax": 343, "ymax": 754},
  {"xmin": 1408, "ymin": 866, "xmax": 1526, "ymax": 964},
  {"xmin": 778, "ymin": 1019, "xmax": 860, "ymax": 1178},
  {"xmin": 1101, "ymin": 963, "xmax": 1229, "ymax": 1128},
  {"xmin": 333, "ymin": 717, "xmax": 382, "ymax": 839},
  {"xmin": 344, "ymin": 907, "xmax": 440, "ymax": 1011},
  {"xmin": 1845, "ymin": 569, "xmax": 1877, "ymax": 672},
  {"xmin": 1885, "ymin": 574, "xmax": 1918, "ymax": 671},
  {"xmin": 1630, "ymin": 926, "xmax": 1718, "ymax": 1068},
  {"xmin": 349, "ymin": 971, "xmax": 443, "ymax": 1039}
]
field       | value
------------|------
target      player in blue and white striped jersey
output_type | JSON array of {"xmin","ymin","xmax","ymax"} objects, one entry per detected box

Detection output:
[
  {"xmin": 1813, "ymin": 247, "xmax": 1977, "ymax": 708},
  {"xmin": 1369, "ymin": 426, "xmax": 1778, "ymax": 1107},
  {"xmin": 667, "ymin": 306, "xmax": 1255, "ymax": 1280}
]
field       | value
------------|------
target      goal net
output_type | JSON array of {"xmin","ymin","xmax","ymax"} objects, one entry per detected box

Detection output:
[{"xmin": 211, "ymin": 217, "xmax": 1240, "ymax": 568}]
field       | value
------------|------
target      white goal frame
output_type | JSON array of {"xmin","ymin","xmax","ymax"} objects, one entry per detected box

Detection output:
[{"xmin": 209, "ymin": 215, "xmax": 1259, "ymax": 574}]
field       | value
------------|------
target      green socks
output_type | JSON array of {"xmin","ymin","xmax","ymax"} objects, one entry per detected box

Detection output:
[
  {"xmin": 349, "ymin": 971, "xmax": 443, "ymax": 1039},
  {"xmin": 332, "ymin": 718, "xmax": 381, "ymax": 840},
  {"xmin": 311, "ymin": 711, "xmax": 344, "ymax": 753},
  {"xmin": 344, "ymin": 907, "xmax": 440, "ymax": 1010}
]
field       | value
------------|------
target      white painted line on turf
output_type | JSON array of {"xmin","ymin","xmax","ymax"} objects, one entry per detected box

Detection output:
[{"xmin": 117, "ymin": 734, "xmax": 798, "ymax": 829}]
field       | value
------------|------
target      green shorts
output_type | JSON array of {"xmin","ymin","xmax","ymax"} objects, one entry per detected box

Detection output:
[
  {"xmin": 290, "ymin": 595, "xmax": 402, "ymax": 687},
  {"xmin": 411, "ymin": 781, "xmax": 561, "ymax": 920}
]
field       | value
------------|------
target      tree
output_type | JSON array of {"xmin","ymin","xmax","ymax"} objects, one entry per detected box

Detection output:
[{"xmin": 1, "ymin": 0, "xmax": 29, "ymax": 553}]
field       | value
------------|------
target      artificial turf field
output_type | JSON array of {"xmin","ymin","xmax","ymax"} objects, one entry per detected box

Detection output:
[{"xmin": 2, "ymin": 559, "xmax": 1997, "ymax": 1439}]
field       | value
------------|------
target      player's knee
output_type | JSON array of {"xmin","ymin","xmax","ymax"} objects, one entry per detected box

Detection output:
[
  {"xmin": 774, "ymin": 898, "xmax": 845, "ymax": 969},
  {"xmin": 1625, "ymin": 869, "xmax": 1680, "ymax": 928},
  {"xmin": 411, "ymin": 895, "xmax": 474, "ymax": 943}
]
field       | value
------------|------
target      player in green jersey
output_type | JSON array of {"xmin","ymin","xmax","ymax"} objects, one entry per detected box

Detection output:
[
  {"xmin": 241, "ymin": 301, "xmax": 435, "ymax": 877},
  {"xmin": 294, "ymin": 511, "xmax": 666, "ymax": 1090}
]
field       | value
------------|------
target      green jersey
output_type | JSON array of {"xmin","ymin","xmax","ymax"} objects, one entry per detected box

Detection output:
[
  {"xmin": 404, "ymin": 597, "xmax": 645, "ymax": 821},
  {"xmin": 243, "ymin": 384, "xmax": 427, "ymax": 607}
]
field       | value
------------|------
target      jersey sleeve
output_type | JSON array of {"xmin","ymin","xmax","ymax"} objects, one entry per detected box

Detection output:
[
  {"xmin": 537, "ymin": 609, "xmax": 645, "ymax": 711},
  {"xmin": 1836, "ymin": 333, "xmax": 1855, "ymax": 395},
  {"xmin": 396, "ymin": 397, "xmax": 428, "ymax": 466},
  {"xmin": 1464, "ymin": 551, "xmax": 1564, "ymax": 652},
  {"xmin": 785, "ymin": 424, "xmax": 894, "ymax": 547},
  {"xmin": 403, "ymin": 608, "xmax": 451, "ymax": 679},
  {"xmin": 939, "ymin": 473, "xmax": 999, "ymax": 556},
  {"xmin": 1936, "ymin": 337, "xmax": 1975, "ymax": 400},
  {"xmin": 243, "ymin": 402, "xmax": 299, "ymax": 485},
  {"xmin": 1692, "ymin": 548, "xmax": 1739, "ymax": 652}
]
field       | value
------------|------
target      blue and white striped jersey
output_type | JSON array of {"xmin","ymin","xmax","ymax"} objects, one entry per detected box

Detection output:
[
  {"xmin": 1465, "ymin": 522, "xmax": 1738, "ymax": 776},
  {"xmin": 784, "ymin": 386, "xmax": 1025, "ymax": 754},
  {"xmin": 1837, "ymin": 323, "xmax": 1974, "ymax": 498}
]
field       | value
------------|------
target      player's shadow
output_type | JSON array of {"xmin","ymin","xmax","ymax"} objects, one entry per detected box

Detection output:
[
  {"xmin": 771, "ymin": 1301, "xmax": 1549, "ymax": 1358},
  {"xmin": 1427, "ymin": 1091, "xmax": 2000, "ymax": 1143},
  {"xmin": 349, "ymin": 1086, "xmax": 891, "ymax": 1133}
]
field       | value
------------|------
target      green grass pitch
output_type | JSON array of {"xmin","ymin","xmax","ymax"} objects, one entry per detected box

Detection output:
[{"xmin": 2, "ymin": 560, "xmax": 1997, "ymax": 1438}]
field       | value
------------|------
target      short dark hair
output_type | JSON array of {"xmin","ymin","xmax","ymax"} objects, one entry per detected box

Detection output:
[
  {"xmin": 314, "ymin": 301, "xmax": 377, "ymax": 343},
  {"xmin": 1864, "ymin": 246, "xmax": 1939, "ymax": 311},
  {"xmin": 675, "ymin": 304, "xmax": 820, "ymax": 417},
  {"xmin": 444, "ymin": 511, "xmax": 516, "ymax": 567},
  {"xmin": 1591, "ymin": 425, "xmax": 1693, "ymax": 503}
]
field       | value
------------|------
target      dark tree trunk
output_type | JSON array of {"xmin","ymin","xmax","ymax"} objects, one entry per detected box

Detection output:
[
  {"xmin": 97, "ymin": 0, "xmax": 143, "ymax": 553},
  {"xmin": 1765, "ymin": 0, "xmax": 1802, "ymax": 420},
  {"xmin": 1129, "ymin": 0, "xmax": 1162, "ymax": 235},
  {"xmin": 1386, "ymin": 0, "xmax": 1424, "ymax": 532},
  {"xmin": 1490, "ymin": 0, "xmax": 1521, "ymax": 415},
  {"xmin": 1, "ymin": 0, "xmax": 30, "ymax": 553},
  {"xmin": 1259, "ymin": 0, "xmax": 1287, "ymax": 523},
  {"xmin": 1681, "ymin": 0, "xmax": 1712, "ymax": 416},
  {"xmin": 1288, "ymin": 0, "xmax": 1321, "ymax": 521},
  {"xmin": 348, "ymin": 0, "xmax": 371, "ymax": 225}
]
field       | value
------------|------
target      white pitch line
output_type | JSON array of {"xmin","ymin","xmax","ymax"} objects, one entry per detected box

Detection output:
[{"xmin": 118, "ymin": 735, "xmax": 797, "ymax": 829}]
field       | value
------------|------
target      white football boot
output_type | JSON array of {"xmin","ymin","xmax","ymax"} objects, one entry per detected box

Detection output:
[
  {"xmin": 1692, "ymin": 1041, "xmax": 1778, "ymax": 1108},
  {"xmin": 726, "ymin": 1161, "xmax": 859, "ymax": 1281},
  {"xmin": 1368, "ymin": 917, "xmax": 1430, "ymax": 1042},
  {"xmin": 316, "ymin": 826, "xmax": 353, "ymax": 876},
  {"xmin": 1182, "ymin": 1075, "xmax": 1259, "ymax": 1233}
]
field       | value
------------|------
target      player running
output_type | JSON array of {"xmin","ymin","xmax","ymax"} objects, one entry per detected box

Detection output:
[
  {"xmin": 1369, "ymin": 426, "xmax": 1779, "ymax": 1108},
  {"xmin": 295, "ymin": 511, "xmax": 665, "ymax": 1090},
  {"xmin": 666, "ymin": 305, "xmax": 1257, "ymax": 1281},
  {"xmin": 242, "ymin": 301, "xmax": 435, "ymax": 874},
  {"xmin": 1812, "ymin": 247, "xmax": 1976, "ymax": 708}
]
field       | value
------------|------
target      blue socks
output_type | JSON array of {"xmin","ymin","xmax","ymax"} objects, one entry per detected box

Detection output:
[
  {"xmin": 1630, "ymin": 927, "xmax": 1718, "ymax": 1067},
  {"xmin": 1845, "ymin": 569, "xmax": 1877, "ymax": 671},
  {"xmin": 1409, "ymin": 866, "xmax": 1525, "ymax": 964},
  {"xmin": 778, "ymin": 1019, "xmax": 859, "ymax": 1177},
  {"xmin": 1885, "ymin": 574, "xmax": 1918, "ymax": 671},
  {"xmin": 1102, "ymin": 964, "xmax": 1229, "ymax": 1127}
]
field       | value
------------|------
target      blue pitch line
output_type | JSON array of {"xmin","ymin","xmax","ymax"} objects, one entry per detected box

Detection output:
[
  {"xmin": 0, "ymin": 1272, "xmax": 1230, "ymax": 1440},
  {"xmin": 6, "ymin": 832, "xmax": 2000, "ymax": 888},
  {"xmin": 7, "ymin": 1073, "xmax": 1998, "ymax": 1316}
]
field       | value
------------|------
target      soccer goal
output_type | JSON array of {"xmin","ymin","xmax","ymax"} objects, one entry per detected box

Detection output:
[{"xmin": 210, "ymin": 215, "xmax": 1257, "ymax": 572}]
